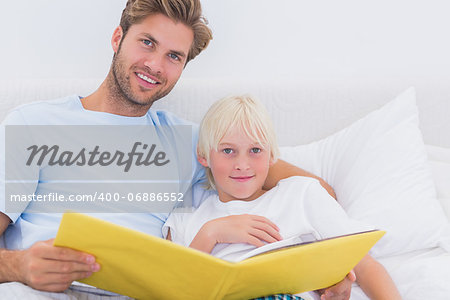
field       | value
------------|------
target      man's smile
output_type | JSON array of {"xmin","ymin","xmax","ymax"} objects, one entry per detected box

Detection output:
[{"xmin": 135, "ymin": 72, "xmax": 161, "ymax": 87}]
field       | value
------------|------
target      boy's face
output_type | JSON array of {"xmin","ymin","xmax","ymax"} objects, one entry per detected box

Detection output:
[
  {"xmin": 199, "ymin": 127, "xmax": 273, "ymax": 203},
  {"xmin": 110, "ymin": 13, "xmax": 193, "ymax": 108}
]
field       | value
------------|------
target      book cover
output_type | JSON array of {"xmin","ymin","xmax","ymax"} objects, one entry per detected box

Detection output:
[{"xmin": 54, "ymin": 212, "xmax": 385, "ymax": 299}]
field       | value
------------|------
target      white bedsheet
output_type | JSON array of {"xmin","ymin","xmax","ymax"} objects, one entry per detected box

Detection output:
[{"xmin": 351, "ymin": 247, "xmax": 450, "ymax": 299}]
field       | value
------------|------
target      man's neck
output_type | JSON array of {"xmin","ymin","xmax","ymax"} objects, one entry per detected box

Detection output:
[{"xmin": 81, "ymin": 75, "xmax": 150, "ymax": 117}]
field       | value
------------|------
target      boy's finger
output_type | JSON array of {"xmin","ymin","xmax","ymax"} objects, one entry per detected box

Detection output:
[
  {"xmin": 249, "ymin": 228, "xmax": 279, "ymax": 244},
  {"xmin": 252, "ymin": 215, "xmax": 280, "ymax": 231},
  {"xmin": 246, "ymin": 235, "xmax": 266, "ymax": 248},
  {"xmin": 252, "ymin": 222, "xmax": 282, "ymax": 241}
]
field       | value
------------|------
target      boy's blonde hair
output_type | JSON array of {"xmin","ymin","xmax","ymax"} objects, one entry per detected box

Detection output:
[{"xmin": 197, "ymin": 95, "xmax": 280, "ymax": 190}]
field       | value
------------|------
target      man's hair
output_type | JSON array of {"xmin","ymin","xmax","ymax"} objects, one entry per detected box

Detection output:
[
  {"xmin": 119, "ymin": 0, "xmax": 212, "ymax": 63},
  {"xmin": 197, "ymin": 95, "xmax": 280, "ymax": 190}
]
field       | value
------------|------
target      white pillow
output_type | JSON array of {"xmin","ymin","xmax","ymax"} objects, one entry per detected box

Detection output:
[
  {"xmin": 426, "ymin": 145, "xmax": 450, "ymax": 199},
  {"xmin": 426, "ymin": 145, "xmax": 450, "ymax": 221},
  {"xmin": 280, "ymin": 88, "xmax": 449, "ymax": 257}
]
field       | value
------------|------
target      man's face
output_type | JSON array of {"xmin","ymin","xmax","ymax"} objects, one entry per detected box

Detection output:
[{"xmin": 111, "ymin": 14, "xmax": 194, "ymax": 107}]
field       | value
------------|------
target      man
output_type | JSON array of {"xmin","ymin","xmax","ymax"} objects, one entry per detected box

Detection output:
[{"xmin": 0, "ymin": 0, "xmax": 352, "ymax": 299}]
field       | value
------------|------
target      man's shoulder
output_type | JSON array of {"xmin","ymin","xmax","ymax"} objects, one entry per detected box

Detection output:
[
  {"xmin": 3, "ymin": 95, "xmax": 80, "ymax": 125},
  {"xmin": 148, "ymin": 109, "xmax": 198, "ymax": 127}
]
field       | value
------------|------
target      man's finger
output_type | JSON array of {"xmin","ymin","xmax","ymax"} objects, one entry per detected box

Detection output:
[
  {"xmin": 321, "ymin": 272, "xmax": 353, "ymax": 300},
  {"xmin": 44, "ymin": 260, "xmax": 100, "ymax": 273},
  {"xmin": 347, "ymin": 270, "xmax": 356, "ymax": 282},
  {"xmin": 45, "ymin": 270, "xmax": 94, "ymax": 282},
  {"xmin": 41, "ymin": 239, "xmax": 95, "ymax": 264}
]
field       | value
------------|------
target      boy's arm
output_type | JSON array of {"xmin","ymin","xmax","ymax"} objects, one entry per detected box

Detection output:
[
  {"xmin": 187, "ymin": 215, "xmax": 282, "ymax": 254},
  {"xmin": 354, "ymin": 254, "xmax": 401, "ymax": 300},
  {"xmin": 264, "ymin": 159, "xmax": 336, "ymax": 199}
]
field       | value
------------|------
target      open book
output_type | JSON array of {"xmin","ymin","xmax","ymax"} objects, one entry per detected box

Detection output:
[
  {"xmin": 54, "ymin": 212, "xmax": 385, "ymax": 300},
  {"xmin": 235, "ymin": 233, "xmax": 319, "ymax": 262}
]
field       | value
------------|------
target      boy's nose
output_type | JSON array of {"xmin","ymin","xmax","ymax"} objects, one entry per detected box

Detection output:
[{"xmin": 234, "ymin": 156, "xmax": 250, "ymax": 170}]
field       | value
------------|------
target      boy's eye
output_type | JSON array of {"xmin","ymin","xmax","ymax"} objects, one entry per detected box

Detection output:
[
  {"xmin": 222, "ymin": 148, "xmax": 233, "ymax": 154},
  {"xmin": 251, "ymin": 147, "xmax": 261, "ymax": 154}
]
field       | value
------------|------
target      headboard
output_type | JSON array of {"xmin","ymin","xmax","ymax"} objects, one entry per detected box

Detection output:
[{"xmin": 1, "ymin": 78, "xmax": 449, "ymax": 148}]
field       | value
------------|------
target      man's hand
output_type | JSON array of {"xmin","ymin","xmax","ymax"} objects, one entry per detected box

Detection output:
[
  {"xmin": 318, "ymin": 270, "xmax": 356, "ymax": 300},
  {"xmin": 13, "ymin": 239, "xmax": 99, "ymax": 292}
]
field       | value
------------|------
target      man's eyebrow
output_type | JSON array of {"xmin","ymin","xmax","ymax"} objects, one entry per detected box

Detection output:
[
  {"xmin": 142, "ymin": 33, "xmax": 187, "ymax": 58},
  {"xmin": 142, "ymin": 33, "xmax": 159, "ymax": 46},
  {"xmin": 171, "ymin": 49, "xmax": 186, "ymax": 58}
]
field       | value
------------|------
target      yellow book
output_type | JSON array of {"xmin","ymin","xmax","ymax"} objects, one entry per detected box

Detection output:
[{"xmin": 54, "ymin": 212, "xmax": 385, "ymax": 300}]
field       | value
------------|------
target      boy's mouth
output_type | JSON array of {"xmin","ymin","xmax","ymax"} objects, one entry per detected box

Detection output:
[{"xmin": 229, "ymin": 175, "xmax": 255, "ymax": 182}]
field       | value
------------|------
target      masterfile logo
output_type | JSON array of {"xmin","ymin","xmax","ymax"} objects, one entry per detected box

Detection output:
[
  {"xmin": 4, "ymin": 125, "xmax": 194, "ymax": 213},
  {"xmin": 26, "ymin": 142, "xmax": 170, "ymax": 172}
]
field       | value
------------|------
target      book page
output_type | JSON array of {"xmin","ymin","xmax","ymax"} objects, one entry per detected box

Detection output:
[{"xmin": 236, "ymin": 233, "xmax": 318, "ymax": 262}]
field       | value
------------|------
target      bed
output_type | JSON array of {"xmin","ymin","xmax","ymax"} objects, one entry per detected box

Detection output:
[{"xmin": 1, "ymin": 78, "xmax": 449, "ymax": 299}]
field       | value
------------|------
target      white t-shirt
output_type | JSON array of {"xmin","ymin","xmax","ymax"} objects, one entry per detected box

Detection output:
[{"xmin": 163, "ymin": 176, "xmax": 372, "ymax": 262}]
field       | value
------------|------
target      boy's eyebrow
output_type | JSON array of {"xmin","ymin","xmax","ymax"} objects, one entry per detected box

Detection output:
[
  {"xmin": 218, "ymin": 142, "xmax": 235, "ymax": 147},
  {"xmin": 141, "ymin": 33, "xmax": 187, "ymax": 58},
  {"xmin": 219, "ymin": 142, "xmax": 264, "ymax": 147}
]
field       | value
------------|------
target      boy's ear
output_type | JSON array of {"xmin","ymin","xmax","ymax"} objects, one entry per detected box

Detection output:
[
  {"xmin": 197, "ymin": 154, "xmax": 209, "ymax": 167},
  {"xmin": 111, "ymin": 26, "xmax": 124, "ymax": 53}
]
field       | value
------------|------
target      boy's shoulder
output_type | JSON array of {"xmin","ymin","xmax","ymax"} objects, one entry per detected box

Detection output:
[
  {"xmin": 278, "ymin": 176, "xmax": 321, "ymax": 187},
  {"xmin": 273, "ymin": 176, "xmax": 327, "ymax": 198}
]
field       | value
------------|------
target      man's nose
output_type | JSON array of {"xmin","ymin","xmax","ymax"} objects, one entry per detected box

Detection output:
[{"xmin": 143, "ymin": 54, "xmax": 164, "ymax": 75}]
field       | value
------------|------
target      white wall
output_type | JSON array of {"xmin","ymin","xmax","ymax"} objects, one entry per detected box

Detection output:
[{"xmin": 1, "ymin": 0, "xmax": 449, "ymax": 82}]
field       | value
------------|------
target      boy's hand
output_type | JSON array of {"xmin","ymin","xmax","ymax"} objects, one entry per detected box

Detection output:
[
  {"xmin": 205, "ymin": 214, "xmax": 282, "ymax": 247},
  {"xmin": 317, "ymin": 270, "xmax": 356, "ymax": 300}
]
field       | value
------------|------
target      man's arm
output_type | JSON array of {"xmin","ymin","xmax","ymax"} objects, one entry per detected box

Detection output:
[
  {"xmin": 264, "ymin": 159, "xmax": 336, "ymax": 199},
  {"xmin": 317, "ymin": 271, "xmax": 356, "ymax": 300},
  {"xmin": 0, "ymin": 213, "xmax": 21, "ymax": 283},
  {"xmin": 0, "ymin": 212, "xmax": 100, "ymax": 292},
  {"xmin": 354, "ymin": 255, "xmax": 401, "ymax": 299}
]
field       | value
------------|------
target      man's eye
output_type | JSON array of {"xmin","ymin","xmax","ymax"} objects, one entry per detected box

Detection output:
[
  {"xmin": 251, "ymin": 148, "xmax": 261, "ymax": 154},
  {"xmin": 143, "ymin": 39, "xmax": 153, "ymax": 46},
  {"xmin": 223, "ymin": 148, "xmax": 233, "ymax": 154},
  {"xmin": 168, "ymin": 53, "xmax": 180, "ymax": 61}
]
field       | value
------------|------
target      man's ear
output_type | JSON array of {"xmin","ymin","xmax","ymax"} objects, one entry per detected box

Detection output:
[
  {"xmin": 111, "ymin": 26, "xmax": 124, "ymax": 53},
  {"xmin": 197, "ymin": 154, "xmax": 209, "ymax": 167}
]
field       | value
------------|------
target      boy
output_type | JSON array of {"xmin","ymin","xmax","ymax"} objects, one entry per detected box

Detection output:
[{"xmin": 163, "ymin": 95, "xmax": 401, "ymax": 299}]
